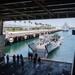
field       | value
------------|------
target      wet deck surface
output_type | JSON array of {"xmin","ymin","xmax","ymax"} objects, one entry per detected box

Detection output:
[{"xmin": 0, "ymin": 58, "xmax": 72, "ymax": 75}]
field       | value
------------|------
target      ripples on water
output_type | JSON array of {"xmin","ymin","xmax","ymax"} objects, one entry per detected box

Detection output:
[{"xmin": 4, "ymin": 30, "xmax": 75, "ymax": 63}]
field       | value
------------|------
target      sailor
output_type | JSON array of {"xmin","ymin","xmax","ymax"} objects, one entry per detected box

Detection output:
[
  {"xmin": 38, "ymin": 57, "xmax": 41, "ymax": 64},
  {"xmin": 13, "ymin": 55, "xmax": 16, "ymax": 63},
  {"xmin": 6, "ymin": 55, "xmax": 9, "ymax": 63},
  {"xmin": 17, "ymin": 54, "xmax": 19, "ymax": 63},
  {"xmin": 35, "ymin": 53, "xmax": 38, "ymax": 59},
  {"xmin": 30, "ymin": 53, "xmax": 33, "ymax": 60},
  {"xmin": 20, "ymin": 54, "xmax": 23, "ymax": 61},
  {"xmin": 28, "ymin": 52, "xmax": 31, "ymax": 59}
]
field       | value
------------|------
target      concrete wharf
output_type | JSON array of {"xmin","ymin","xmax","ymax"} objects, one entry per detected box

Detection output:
[{"xmin": 3, "ymin": 29, "xmax": 61, "ymax": 45}]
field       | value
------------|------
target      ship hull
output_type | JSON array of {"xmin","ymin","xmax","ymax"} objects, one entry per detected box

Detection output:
[
  {"xmin": 28, "ymin": 34, "xmax": 62, "ymax": 58},
  {"xmin": 45, "ymin": 39, "xmax": 61, "ymax": 53},
  {"xmin": 28, "ymin": 38, "xmax": 62, "ymax": 55},
  {"xmin": 62, "ymin": 29, "xmax": 69, "ymax": 31}
]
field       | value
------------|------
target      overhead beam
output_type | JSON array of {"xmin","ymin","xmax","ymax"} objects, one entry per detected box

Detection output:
[
  {"xmin": 46, "ymin": 2, "xmax": 75, "ymax": 7},
  {"xmin": 0, "ymin": 5, "xmax": 35, "ymax": 19},
  {"xmin": 2, "ymin": 10, "xmax": 75, "ymax": 18},
  {"xmin": 29, "ymin": 12, "xmax": 47, "ymax": 15},
  {"xmin": 2, "ymin": 7, "xmax": 75, "ymax": 13},
  {"xmin": 2, "ymin": 14, "xmax": 36, "ymax": 18},
  {"xmin": 13, "ymin": 17, "xmax": 17, "ymax": 20},
  {"xmin": 0, "ymin": 6, "xmax": 39, "ymax": 11},
  {"xmin": 2, "ymin": 17, "xmax": 11, "ymax": 20},
  {"xmin": 1, "ymin": 1, "xmax": 32, "ymax": 5},
  {"xmin": 32, "ymin": 0, "xmax": 54, "ymax": 17},
  {"xmin": 41, "ymin": 15, "xmax": 43, "ymax": 19},
  {"xmin": 1, "ymin": 2, "xmax": 75, "ymax": 11},
  {"xmin": 27, "ymin": 11, "xmax": 75, "ymax": 15},
  {"xmin": 1, "ymin": 6, "xmax": 75, "ymax": 12},
  {"xmin": 54, "ymin": 11, "xmax": 75, "ymax": 14},
  {"xmin": 1, "ymin": 7, "xmax": 75, "ymax": 15},
  {"xmin": 50, "ymin": 7, "xmax": 75, "ymax": 11},
  {"xmin": 1, "ymin": 1, "xmax": 75, "ymax": 6}
]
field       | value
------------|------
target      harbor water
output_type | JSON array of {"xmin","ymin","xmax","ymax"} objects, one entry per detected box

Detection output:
[{"xmin": 4, "ymin": 30, "xmax": 75, "ymax": 63}]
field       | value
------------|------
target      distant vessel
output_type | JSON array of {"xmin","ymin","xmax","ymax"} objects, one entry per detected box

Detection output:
[
  {"xmin": 28, "ymin": 33, "xmax": 62, "ymax": 57},
  {"xmin": 62, "ymin": 22, "xmax": 69, "ymax": 31}
]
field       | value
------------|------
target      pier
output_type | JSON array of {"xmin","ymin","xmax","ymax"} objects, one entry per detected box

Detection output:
[{"xmin": 3, "ymin": 29, "xmax": 61, "ymax": 45}]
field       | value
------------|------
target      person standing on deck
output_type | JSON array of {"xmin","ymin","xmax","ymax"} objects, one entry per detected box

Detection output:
[
  {"xmin": 30, "ymin": 53, "xmax": 33, "ymax": 60},
  {"xmin": 28, "ymin": 52, "xmax": 31, "ymax": 59},
  {"xmin": 38, "ymin": 57, "xmax": 41, "ymax": 65},
  {"xmin": 35, "ymin": 53, "xmax": 38, "ymax": 59},
  {"xmin": 13, "ymin": 55, "xmax": 16, "ymax": 63},
  {"xmin": 20, "ymin": 54, "xmax": 23, "ymax": 61},
  {"xmin": 6, "ymin": 55, "xmax": 9, "ymax": 63},
  {"xmin": 17, "ymin": 54, "xmax": 19, "ymax": 63}
]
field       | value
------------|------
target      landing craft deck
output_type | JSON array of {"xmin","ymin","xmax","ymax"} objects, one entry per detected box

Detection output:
[
  {"xmin": 28, "ymin": 43, "xmax": 47, "ymax": 58},
  {"xmin": 33, "ymin": 49, "xmax": 47, "ymax": 58}
]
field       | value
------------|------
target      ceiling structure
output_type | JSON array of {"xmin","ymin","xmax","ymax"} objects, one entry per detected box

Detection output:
[{"xmin": 0, "ymin": 0, "xmax": 75, "ymax": 21}]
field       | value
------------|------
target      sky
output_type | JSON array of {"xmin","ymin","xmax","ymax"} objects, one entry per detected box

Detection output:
[{"xmin": 3, "ymin": 18, "xmax": 75, "ymax": 27}]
